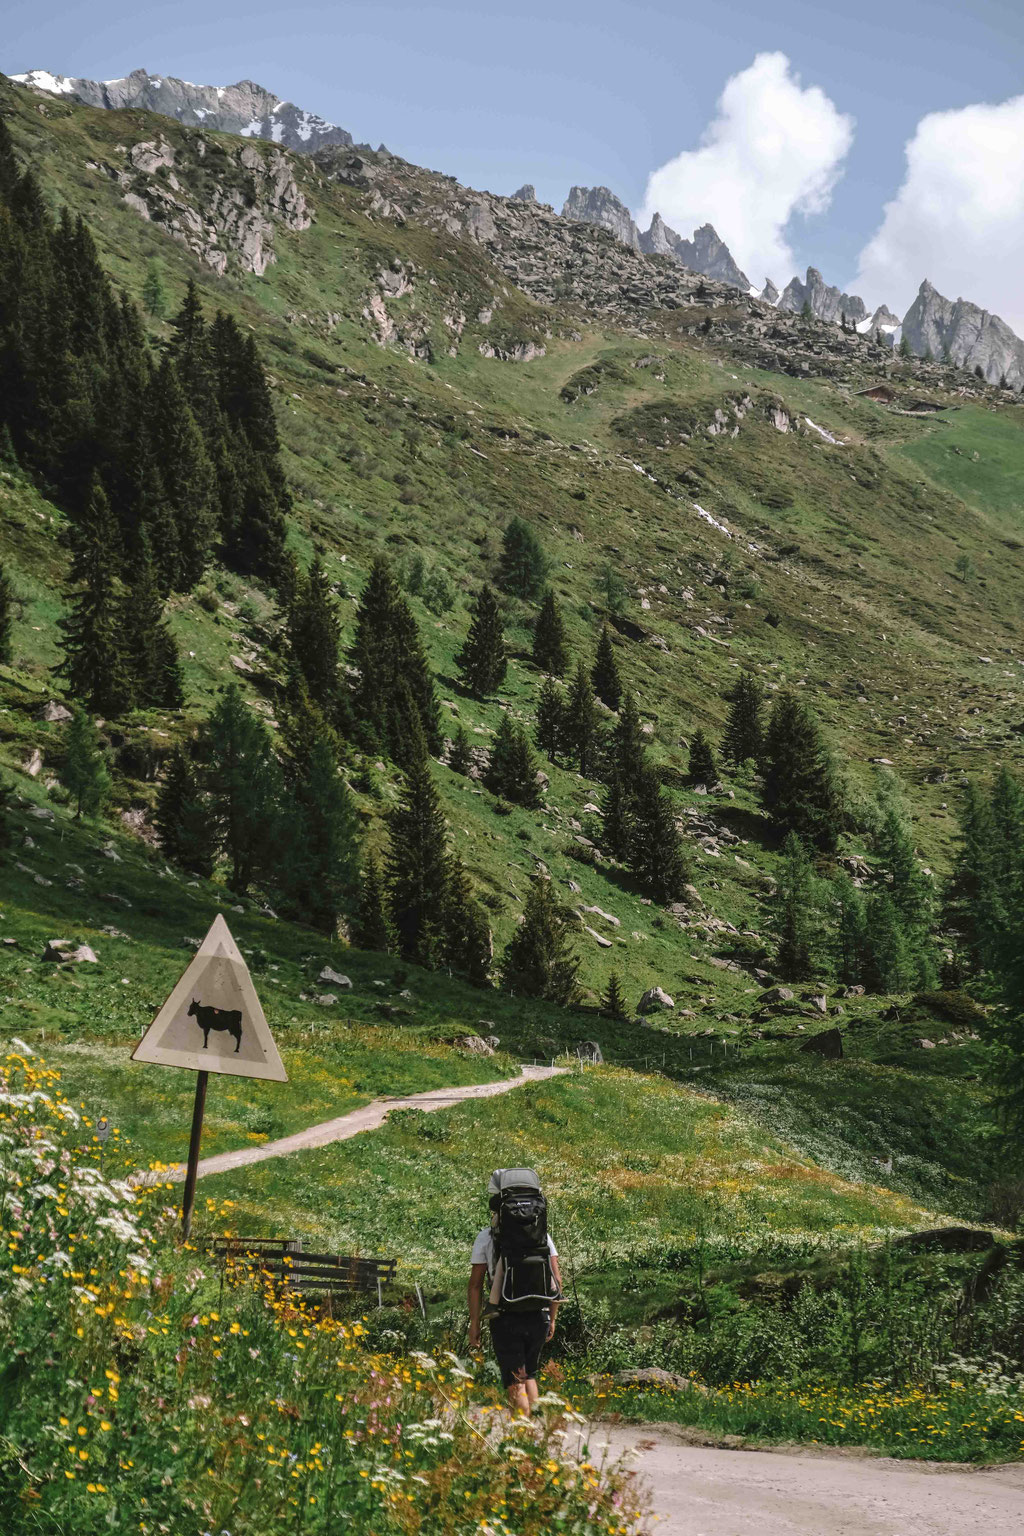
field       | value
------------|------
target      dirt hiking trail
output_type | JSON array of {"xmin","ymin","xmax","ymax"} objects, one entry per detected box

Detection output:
[
  {"xmin": 584, "ymin": 1423, "xmax": 1024, "ymax": 1535},
  {"xmin": 133, "ymin": 1064, "xmax": 564, "ymax": 1185}
]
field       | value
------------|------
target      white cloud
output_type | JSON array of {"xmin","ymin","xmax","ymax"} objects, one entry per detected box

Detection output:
[
  {"xmin": 855, "ymin": 96, "xmax": 1024, "ymax": 333},
  {"xmin": 638, "ymin": 52, "xmax": 854, "ymax": 285}
]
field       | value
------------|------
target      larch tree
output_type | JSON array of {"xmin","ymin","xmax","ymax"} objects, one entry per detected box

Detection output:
[{"xmin": 501, "ymin": 876, "xmax": 580, "ymax": 1005}]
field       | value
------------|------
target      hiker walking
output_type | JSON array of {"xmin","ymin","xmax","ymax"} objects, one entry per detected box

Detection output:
[{"xmin": 468, "ymin": 1167, "xmax": 563, "ymax": 1414}]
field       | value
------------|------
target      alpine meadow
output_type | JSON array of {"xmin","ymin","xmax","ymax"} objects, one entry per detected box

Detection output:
[{"xmin": 2, "ymin": 48, "xmax": 1024, "ymax": 1536}]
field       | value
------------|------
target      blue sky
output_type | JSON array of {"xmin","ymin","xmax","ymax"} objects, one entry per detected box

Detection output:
[{"xmin": 6, "ymin": 0, "xmax": 1024, "ymax": 322}]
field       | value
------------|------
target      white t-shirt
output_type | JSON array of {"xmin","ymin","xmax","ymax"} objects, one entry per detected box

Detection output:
[{"xmin": 471, "ymin": 1227, "xmax": 558, "ymax": 1280}]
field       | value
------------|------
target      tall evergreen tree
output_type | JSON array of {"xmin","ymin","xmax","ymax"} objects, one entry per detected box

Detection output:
[
  {"xmin": 535, "ymin": 677, "xmax": 566, "ymax": 763},
  {"xmin": 831, "ymin": 872, "xmax": 868, "ymax": 986},
  {"xmin": 58, "ymin": 478, "xmax": 134, "ymax": 716},
  {"xmin": 722, "ymin": 672, "xmax": 764, "ymax": 766},
  {"xmin": 876, "ymin": 793, "xmax": 936, "ymax": 987},
  {"xmin": 563, "ymin": 661, "xmax": 600, "ymax": 776},
  {"xmin": 278, "ymin": 734, "xmax": 361, "ymax": 934},
  {"xmin": 591, "ymin": 626, "xmax": 622, "ymax": 710},
  {"xmin": 141, "ymin": 260, "xmax": 167, "ymax": 319},
  {"xmin": 688, "ymin": 729, "xmax": 718, "ymax": 787},
  {"xmin": 501, "ymin": 876, "xmax": 580, "ymax": 1004},
  {"xmin": 287, "ymin": 556, "xmax": 341, "ymax": 714},
  {"xmin": 0, "ymin": 776, "xmax": 13, "ymax": 865},
  {"xmin": 61, "ymin": 707, "xmax": 111, "ymax": 819},
  {"xmin": 629, "ymin": 766, "xmax": 690, "ymax": 903},
  {"xmin": 121, "ymin": 539, "xmax": 184, "ymax": 709},
  {"xmin": 497, "ymin": 517, "xmax": 548, "ymax": 599},
  {"xmin": 385, "ymin": 750, "xmax": 450, "ymax": 968},
  {"xmin": 0, "ymin": 559, "xmax": 13, "ymax": 664},
  {"xmin": 862, "ymin": 892, "xmax": 915, "ymax": 993},
  {"xmin": 154, "ymin": 745, "xmax": 215, "ymax": 877},
  {"xmin": 602, "ymin": 971, "xmax": 627, "ymax": 1019},
  {"xmin": 146, "ymin": 358, "xmax": 217, "ymax": 590},
  {"xmin": 485, "ymin": 715, "xmax": 541, "ymax": 806},
  {"xmin": 944, "ymin": 780, "xmax": 997, "ymax": 976},
  {"xmin": 203, "ymin": 685, "xmax": 281, "ymax": 893},
  {"xmin": 611, "ymin": 693, "xmax": 648, "ymax": 784},
  {"xmin": 771, "ymin": 833, "xmax": 821, "ymax": 980},
  {"xmin": 443, "ymin": 854, "xmax": 492, "ymax": 985},
  {"xmin": 448, "ymin": 724, "xmax": 473, "ymax": 776},
  {"xmin": 600, "ymin": 769, "xmax": 634, "ymax": 861},
  {"xmin": 455, "ymin": 583, "xmax": 507, "ymax": 699},
  {"xmin": 350, "ymin": 557, "xmax": 441, "ymax": 764},
  {"xmin": 532, "ymin": 589, "xmax": 568, "ymax": 675},
  {"xmin": 761, "ymin": 691, "xmax": 845, "ymax": 852},
  {"xmin": 352, "ymin": 852, "xmax": 391, "ymax": 953}
]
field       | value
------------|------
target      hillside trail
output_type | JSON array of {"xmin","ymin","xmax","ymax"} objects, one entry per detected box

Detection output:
[
  {"xmin": 132, "ymin": 1064, "xmax": 565, "ymax": 1186},
  {"xmin": 578, "ymin": 1423, "xmax": 1024, "ymax": 1535}
]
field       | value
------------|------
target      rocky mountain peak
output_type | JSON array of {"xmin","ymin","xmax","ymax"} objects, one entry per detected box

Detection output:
[
  {"xmin": 561, "ymin": 185, "xmax": 641, "ymax": 249},
  {"xmin": 11, "ymin": 66, "xmax": 354, "ymax": 156},
  {"xmin": 778, "ymin": 267, "xmax": 867, "ymax": 325},
  {"xmin": 902, "ymin": 280, "xmax": 1024, "ymax": 386},
  {"xmin": 511, "ymin": 184, "xmax": 537, "ymax": 202}
]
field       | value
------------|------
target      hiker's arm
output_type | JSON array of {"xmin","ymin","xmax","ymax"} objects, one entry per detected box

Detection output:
[
  {"xmin": 467, "ymin": 1263, "xmax": 487, "ymax": 1348},
  {"xmin": 547, "ymin": 1255, "xmax": 563, "ymax": 1340}
]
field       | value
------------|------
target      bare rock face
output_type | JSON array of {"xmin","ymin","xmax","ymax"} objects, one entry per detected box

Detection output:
[
  {"xmin": 13, "ymin": 67, "xmax": 353, "ymax": 156},
  {"xmin": 511, "ymin": 183, "xmax": 537, "ymax": 202},
  {"xmin": 901, "ymin": 279, "xmax": 1024, "ymax": 387},
  {"xmin": 640, "ymin": 218, "xmax": 751, "ymax": 290},
  {"xmin": 778, "ymin": 267, "xmax": 867, "ymax": 325},
  {"xmin": 562, "ymin": 185, "xmax": 641, "ymax": 250}
]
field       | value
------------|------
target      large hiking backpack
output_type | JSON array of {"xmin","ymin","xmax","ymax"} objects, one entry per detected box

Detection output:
[{"xmin": 491, "ymin": 1168, "xmax": 559, "ymax": 1313}]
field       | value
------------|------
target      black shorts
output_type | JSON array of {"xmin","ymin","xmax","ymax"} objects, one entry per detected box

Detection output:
[{"xmin": 489, "ymin": 1309, "xmax": 549, "ymax": 1388}]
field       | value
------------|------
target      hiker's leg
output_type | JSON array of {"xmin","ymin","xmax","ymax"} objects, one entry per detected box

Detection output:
[
  {"xmin": 506, "ymin": 1380, "xmax": 530, "ymax": 1415},
  {"xmin": 524, "ymin": 1376, "xmax": 540, "ymax": 1409}
]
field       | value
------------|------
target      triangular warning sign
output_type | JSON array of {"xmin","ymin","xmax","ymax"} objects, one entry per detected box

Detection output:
[{"xmin": 132, "ymin": 914, "xmax": 287, "ymax": 1081}]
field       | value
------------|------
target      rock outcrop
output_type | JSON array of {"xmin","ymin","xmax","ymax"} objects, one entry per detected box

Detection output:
[
  {"xmin": 778, "ymin": 267, "xmax": 867, "ymax": 326},
  {"xmin": 561, "ymin": 185, "xmax": 641, "ymax": 249},
  {"xmin": 640, "ymin": 219, "xmax": 750, "ymax": 290},
  {"xmin": 901, "ymin": 279, "xmax": 1024, "ymax": 387},
  {"xmin": 511, "ymin": 183, "xmax": 537, "ymax": 202},
  {"xmin": 13, "ymin": 67, "xmax": 353, "ymax": 156}
]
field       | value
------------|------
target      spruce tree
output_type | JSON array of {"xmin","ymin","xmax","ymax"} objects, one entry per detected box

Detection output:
[
  {"xmin": 486, "ymin": 716, "xmax": 541, "ymax": 807},
  {"xmin": 876, "ymin": 795, "xmax": 936, "ymax": 987},
  {"xmin": 456, "ymin": 583, "xmax": 507, "ymax": 698},
  {"xmin": 601, "ymin": 770, "xmax": 634, "ymax": 861},
  {"xmin": 0, "ymin": 559, "xmax": 13, "ymax": 664},
  {"xmin": 629, "ymin": 766, "xmax": 690, "ymax": 903},
  {"xmin": 154, "ymin": 745, "xmax": 215, "ymax": 877},
  {"xmin": 121, "ymin": 540, "xmax": 184, "ymax": 709},
  {"xmin": 831, "ymin": 872, "xmax": 867, "ymax": 986},
  {"xmin": 722, "ymin": 672, "xmax": 764, "ymax": 766},
  {"xmin": 501, "ymin": 876, "xmax": 580, "ymax": 1004},
  {"xmin": 61, "ymin": 707, "xmax": 111, "ymax": 819},
  {"xmin": 532, "ymin": 589, "xmax": 568, "ymax": 675},
  {"xmin": 688, "ymin": 729, "xmax": 718, "ymax": 787},
  {"xmin": 563, "ymin": 661, "xmax": 600, "ymax": 776},
  {"xmin": 141, "ymin": 260, "xmax": 167, "ymax": 319},
  {"xmin": 288, "ymin": 556, "xmax": 341, "ymax": 714},
  {"xmin": 278, "ymin": 734, "xmax": 361, "ymax": 935},
  {"xmin": 771, "ymin": 833, "xmax": 820, "ymax": 980},
  {"xmin": 497, "ymin": 517, "xmax": 548, "ymax": 599},
  {"xmin": 535, "ymin": 677, "xmax": 565, "ymax": 762},
  {"xmin": 944, "ymin": 781, "xmax": 997, "ymax": 975},
  {"xmin": 444, "ymin": 854, "xmax": 492, "ymax": 985},
  {"xmin": 761, "ymin": 691, "xmax": 845, "ymax": 852},
  {"xmin": 602, "ymin": 971, "xmax": 627, "ymax": 1019},
  {"xmin": 353, "ymin": 852, "xmax": 391, "ymax": 952},
  {"xmin": 203, "ymin": 685, "xmax": 281, "ymax": 893},
  {"xmin": 862, "ymin": 892, "xmax": 914, "ymax": 993},
  {"xmin": 0, "ymin": 777, "xmax": 12, "ymax": 865},
  {"xmin": 591, "ymin": 626, "xmax": 622, "ymax": 710},
  {"xmin": 448, "ymin": 724, "xmax": 473, "ymax": 776},
  {"xmin": 58, "ymin": 478, "xmax": 135, "ymax": 716},
  {"xmin": 385, "ymin": 750, "xmax": 450, "ymax": 969},
  {"xmin": 146, "ymin": 357, "xmax": 217, "ymax": 590},
  {"xmin": 611, "ymin": 693, "xmax": 648, "ymax": 783},
  {"xmin": 350, "ymin": 557, "xmax": 441, "ymax": 762}
]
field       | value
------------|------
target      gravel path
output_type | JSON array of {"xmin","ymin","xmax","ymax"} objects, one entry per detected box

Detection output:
[
  {"xmin": 133, "ymin": 1065, "xmax": 564, "ymax": 1185},
  {"xmin": 582, "ymin": 1424, "xmax": 1024, "ymax": 1536}
]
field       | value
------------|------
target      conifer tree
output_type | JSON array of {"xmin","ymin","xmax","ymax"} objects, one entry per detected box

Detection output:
[
  {"xmin": 944, "ymin": 781, "xmax": 997, "ymax": 975},
  {"xmin": 444, "ymin": 854, "xmax": 492, "ymax": 985},
  {"xmin": 862, "ymin": 892, "xmax": 914, "ymax": 992},
  {"xmin": 535, "ymin": 677, "xmax": 565, "ymax": 762},
  {"xmin": 629, "ymin": 766, "xmax": 690, "ymax": 903},
  {"xmin": 532, "ymin": 589, "xmax": 568, "ymax": 675},
  {"xmin": 611, "ymin": 693, "xmax": 648, "ymax": 783},
  {"xmin": 154, "ymin": 745, "xmax": 215, "ymax": 877},
  {"xmin": 771, "ymin": 834, "xmax": 821, "ymax": 980},
  {"xmin": 61, "ymin": 707, "xmax": 111, "ymax": 819},
  {"xmin": 602, "ymin": 971, "xmax": 627, "ymax": 1019},
  {"xmin": 146, "ymin": 358, "xmax": 217, "ymax": 590},
  {"xmin": 350, "ymin": 557, "xmax": 441, "ymax": 762},
  {"xmin": 600, "ymin": 770, "xmax": 633, "ymax": 860},
  {"xmin": 288, "ymin": 556, "xmax": 341, "ymax": 714},
  {"xmin": 497, "ymin": 517, "xmax": 548, "ymax": 599},
  {"xmin": 385, "ymin": 750, "xmax": 450, "ymax": 968},
  {"xmin": 58, "ymin": 478, "xmax": 134, "ymax": 716},
  {"xmin": 722, "ymin": 672, "xmax": 764, "ymax": 766},
  {"xmin": 876, "ymin": 794, "xmax": 936, "ymax": 987},
  {"xmin": 141, "ymin": 260, "xmax": 167, "ymax": 319},
  {"xmin": 448, "ymin": 724, "xmax": 473, "ymax": 776},
  {"xmin": 353, "ymin": 852, "xmax": 391, "ymax": 952},
  {"xmin": 501, "ymin": 876, "xmax": 580, "ymax": 1004},
  {"xmin": 688, "ymin": 729, "xmax": 718, "ymax": 787},
  {"xmin": 121, "ymin": 540, "xmax": 184, "ymax": 709},
  {"xmin": 831, "ymin": 872, "xmax": 868, "ymax": 986},
  {"xmin": 0, "ymin": 776, "xmax": 12, "ymax": 865},
  {"xmin": 563, "ymin": 661, "xmax": 600, "ymax": 776},
  {"xmin": 591, "ymin": 626, "xmax": 622, "ymax": 710},
  {"xmin": 455, "ymin": 583, "xmax": 507, "ymax": 698},
  {"xmin": 278, "ymin": 734, "xmax": 361, "ymax": 934},
  {"xmin": 486, "ymin": 716, "xmax": 541, "ymax": 806},
  {"xmin": 0, "ymin": 559, "xmax": 13, "ymax": 664},
  {"xmin": 203, "ymin": 685, "xmax": 281, "ymax": 893},
  {"xmin": 761, "ymin": 691, "xmax": 845, "ymax": 852}
]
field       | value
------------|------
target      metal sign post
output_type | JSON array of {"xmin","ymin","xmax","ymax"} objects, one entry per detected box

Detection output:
[{"xmin": 132, "ymin": 914, "xmax": 287, "ymax": 1241}]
